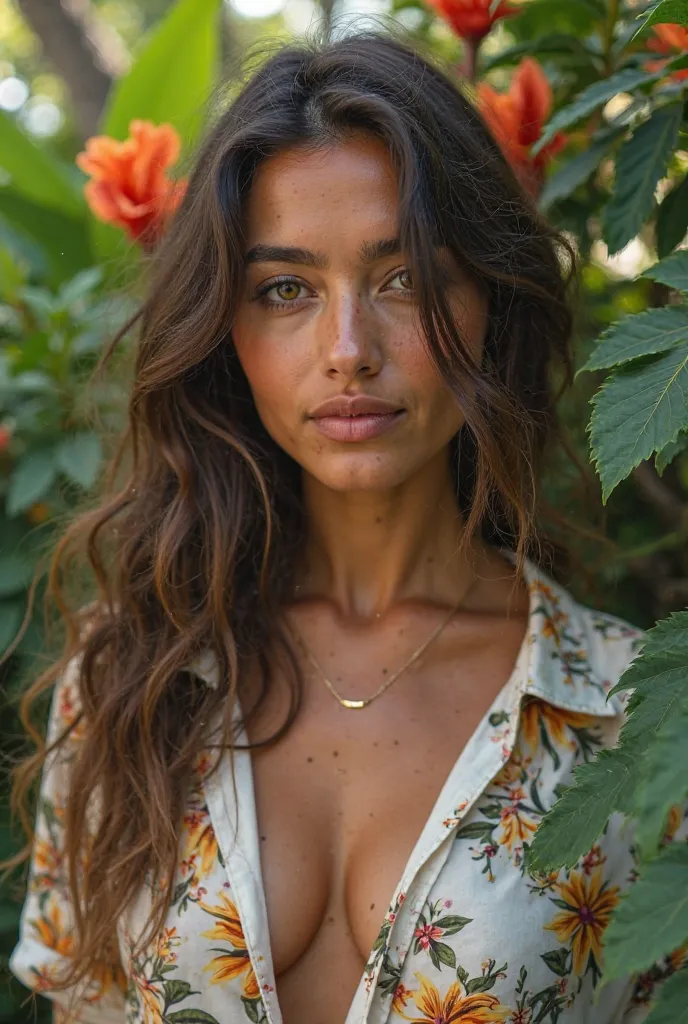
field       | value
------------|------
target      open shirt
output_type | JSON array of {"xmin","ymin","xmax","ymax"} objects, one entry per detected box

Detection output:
[{"xmin": 9, "ymin": 553, "xmax": 679, "ymax": 1023}]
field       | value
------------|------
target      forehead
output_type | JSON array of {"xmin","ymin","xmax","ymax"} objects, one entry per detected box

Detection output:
[{"xmin": 242, "ymin": 134, "xmax": 400, "ymax": 246}]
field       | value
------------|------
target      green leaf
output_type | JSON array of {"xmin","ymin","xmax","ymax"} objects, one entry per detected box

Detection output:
[
  {"xmin": 602, "ymin": 103, "xmax": 683, "ymax": 256},
  {"xmin": 163, "ymin": 980, "xmax": 199, "ymax": 1007},
  {"xmin": 633, "ymin": 709, "xmax": 688, "ymax": 856},
  {"xmin": 642, "ymin": 250, "xmax": 688, "ymax": 295},
  {"xmin": 433, "ymin": 941, "xmax": 457, "ymax": 968},
  {"xmin": 635, "ymin": 0, "xmax": 688, "ymax": 35},
  {"xmin": 0, "ymin": 189, "xmax": 92, "ymax": 285},
  {"xmin": 0, "ymin": 554, "xmax": 34, "ymax": 597},
  {"xmin": 657, "ymin": 174, "xmax": 688, "ymax": 258},
  {"xmin": 56, "ymin": 433, "xmax": 103, "ymax": 490},
  {"xmin": 101, "ymin": 0, "xmax": 222, "ymax": 146},
  {"xmin": 589, "ymin": 340, "xmax": 688, "ymax": 500},
  {"xmin": 540, "ymin": 947, "xmax": 570, "ymax": 977},
  {"xmin": 656, "ymin": 431, "xmax": 688, "ymax": 474},
  {"xmin": 0, "ymin": 111, "xmax": 84, "ymax": 217},
  {"xmin": 603, "ymin": 845, "xmax": 688, "ymax": 980},
  {"xmin": 579, "ymin": 305, "xmax": 688, "ymax": 373},
  {"xmin": 532, "ymin": 66, "xmax": 671, "ymax": 156},
  {"xmin": 539, "ymin": 128, "xmax": 626, "ymax": 211},
  {"xmin": 56, "ymin": 267, "xmax": 103, "ymax": 309},
  {"xmin": 644, "ymin": 969, "xmax": 688, "ymax": 1024},
  {"xmin": 528, "ymin": 748, "xmax": 637, "ymax": 872},
  {"xmin": 455, "ymin": 820, "xmax": 496, "ymax": 841},
  {"xmin": 434, "ymin": 915, "xmax": 472, "ymax": 935},
  {"xmin": 0, "ymin": 599, "xmax": 23, "ymax": 655},
  {"xmin": 165, "ymin": 1011, "xmax": 222, "ymax": 1024},
  {"xmin": 6, "ymin": 448, "xmax": 58, "ymax": 516}
]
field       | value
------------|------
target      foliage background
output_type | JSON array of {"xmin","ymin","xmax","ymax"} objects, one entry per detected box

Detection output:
[{"xmin": 0, "ymin": 0, "xmax": 686, "ymax": 1021}]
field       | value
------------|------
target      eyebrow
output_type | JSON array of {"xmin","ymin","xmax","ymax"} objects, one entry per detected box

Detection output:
[{"xmin": 244, "ymin": 237, "xmax": 402, "ymax": 269}]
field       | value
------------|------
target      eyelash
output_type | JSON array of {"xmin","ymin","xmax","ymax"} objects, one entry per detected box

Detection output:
[{"xmin": 254, "ymin": 269, "xmax": 414, "ymax": 309}]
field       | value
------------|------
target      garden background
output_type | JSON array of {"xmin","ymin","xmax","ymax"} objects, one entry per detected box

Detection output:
[{"xmin": 0, "ymin": 0, "xmax": 687, "ymax": 1021}]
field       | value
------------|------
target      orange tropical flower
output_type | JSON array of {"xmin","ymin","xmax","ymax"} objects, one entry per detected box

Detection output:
[
  {"xmin": 0, "ymin": 424, "xmax": 12, "ymax": 452},
  {"xmin": 199, "ymin": 892, "xmax": 259, "ymax": 996},
  {"xmin": 76, "ymin": 119, "xmax": 186, "ymax": 246},
  {"xmin": 27, "ymin": 501, "xmax": 51, "ymax": 524},
  {"xmin": 544, "ymin": 867, "xmax": 619, "ymax": 976},
  {"xmin": 520, "ymin": 699, "xmax": 595, "ymax": 753},
  {"xmin": 477, "ymin": 57, "xmax": 568, "ymax": 198},
  {"xmin": 643, "ymin": 24, "xmax": 688, "ymax": 83},
  {"xmin": 393, "ymin": 971, "xmax": 511, "ymax": 1021},
  {"xmin": 425, "ymin": 0, "xmax": 520, "ymax": 42}
]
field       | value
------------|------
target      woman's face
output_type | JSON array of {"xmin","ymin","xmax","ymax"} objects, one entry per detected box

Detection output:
[{"xmin": 232, "ymin": 132, "xmax": 488, "ymax": 492}]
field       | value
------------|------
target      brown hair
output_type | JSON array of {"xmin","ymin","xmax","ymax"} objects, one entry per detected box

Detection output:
[{"xmin": 7, "ymin": 28, "xmax": 581, "ymax": 1002}]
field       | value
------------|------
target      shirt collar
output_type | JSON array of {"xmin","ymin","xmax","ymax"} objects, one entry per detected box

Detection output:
[
  {"xmin": 502, "ymin": 547, "xmax": 618, "ymax": 718},
  {"xmin": 188, "ymin": 549, "xmax": 618, "ymax": 719}
]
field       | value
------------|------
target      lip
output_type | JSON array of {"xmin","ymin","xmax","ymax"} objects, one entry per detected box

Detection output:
[{"xmin": 308, "ymin": 394, "xmax": 406, "ymax": 444}]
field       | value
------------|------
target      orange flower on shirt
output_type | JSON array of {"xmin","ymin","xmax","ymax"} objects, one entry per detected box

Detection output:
[
  {"xmin": 76, "ymin": 119, "xmax": 186, "ymax": 247},
  {"xmin": 544, "ymin": 867, "xmax": 619, "ymax": 976},
  {"xmin": 520, "ymin": 699, "xmax": 595, "ymax": 753},
  {"xmin": 29, "ymin": 898, "xmax": 74, "ymax": 958},
  {"xmin": 393, "ymin": 971, "xmax": 511, "ymax": 1021},
  {"xmin": 497, "ymin": 799, "xmax": 538, "ymax": 853},
  {"xmin": 200, "ymin": 892, "xmax": 259, "ymax": 997},
  {"xmin": 643, "ymin": 23, "xmax": 688, "ymax": 83},
  {"xmin": 425, "ymin": 0, "xmax": 520, "ymax": 42}
]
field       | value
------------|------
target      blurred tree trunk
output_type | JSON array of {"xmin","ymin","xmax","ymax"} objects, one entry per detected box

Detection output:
[{"xmin": 15, "ymin": 0, "xmax": 128, "ymax": 138}]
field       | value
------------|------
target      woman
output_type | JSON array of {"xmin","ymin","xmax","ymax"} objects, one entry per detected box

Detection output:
[{"xmin": 7, "ymin": 30, "xmax": 665, "ymax": 1024}]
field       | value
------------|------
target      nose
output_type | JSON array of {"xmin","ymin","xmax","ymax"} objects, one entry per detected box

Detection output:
[{"xmin": 322, "ymin": 290, "xmax": 383, "ymax": 382}]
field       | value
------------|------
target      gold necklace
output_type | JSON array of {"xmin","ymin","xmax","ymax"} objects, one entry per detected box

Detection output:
[{"xmin": 286, "ymin": 573, "xmax": 478, "ymax": 710}]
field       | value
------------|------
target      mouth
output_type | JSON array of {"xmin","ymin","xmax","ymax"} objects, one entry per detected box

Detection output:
[{"xmin": 311, "ymin": 410, "xmax": 406, "ymax": 443}]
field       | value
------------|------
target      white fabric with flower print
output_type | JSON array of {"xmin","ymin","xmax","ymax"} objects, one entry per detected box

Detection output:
[{"xmin": 10, "ymin": 553, "xmax": 682, "ymax": 1023}]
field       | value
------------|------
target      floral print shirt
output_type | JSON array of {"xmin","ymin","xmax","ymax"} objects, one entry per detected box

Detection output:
[{"xmin": 9, "ymin": 553, "xmax": 684, "ymax": 1023}]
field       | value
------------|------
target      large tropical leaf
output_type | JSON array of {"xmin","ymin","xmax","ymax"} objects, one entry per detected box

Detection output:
[
  {"xmin": 656, "ymin": 173, "xmax": 688, "ymax": 257},
  {"xmin": 0, "ymin": 189, "xmax": 92, "ymax": 284},
  {"xmin": 644, "ymin": 970, "xmax": 688, "ymax": 1024},
  {"xmin": 0, "ymin": 111, "xmax": 84, "ymax": 217},
  {"xmin": 100, "ymin": 0, "xmax": 222, "ymax": 145},
  {"xmin": 602, "ymin": 103, "xmax": 683, "ymax": 256},
  {"xmin": 589, "ymin": 339, "xmax": 688, "ymax": 499}
]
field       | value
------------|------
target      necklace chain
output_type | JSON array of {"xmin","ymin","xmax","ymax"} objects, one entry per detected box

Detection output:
[{"xmin": 286, "ymin": 572, "xmax": 477, "ymax": 710}]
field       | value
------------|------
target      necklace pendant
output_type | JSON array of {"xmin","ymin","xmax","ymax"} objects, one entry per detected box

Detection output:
[{"xmin": 340, "ymin": 697, "xmax": 367, "ymax": 710}]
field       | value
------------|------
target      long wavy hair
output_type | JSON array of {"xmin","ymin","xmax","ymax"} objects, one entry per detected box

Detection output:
[{"xmin": 7, "ymin": 28, "xmax": 583, "ymax": 1000}]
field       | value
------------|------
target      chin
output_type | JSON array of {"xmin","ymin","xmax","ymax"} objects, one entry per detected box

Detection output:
[{"xmin": 306, "ymin": 451, "xmax": 414, "ymax": 492}]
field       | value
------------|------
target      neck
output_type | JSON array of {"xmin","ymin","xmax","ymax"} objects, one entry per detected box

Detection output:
[{"xmin": 294, "ymin": 447, "xmax": 482, "ymax": 622}]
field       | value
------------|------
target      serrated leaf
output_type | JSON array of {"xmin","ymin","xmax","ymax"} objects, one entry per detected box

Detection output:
[
  {"xmin": 657, "ymin": 174, "xmax": 688, "ymax": 258},
  {"xmin": 528, "ymin": 748, "xmax": 637, "ymax": 872},
  {"xmin": 532, "ymin": 66, "xmax": 670, "ymax": 156},
  {"xmin": 656, "ymin": 431, "xmax": 688, "ymax": 474},
  {"xmin": 602, "ymin": 103, "xmax": 683, "ymax": 256},
  {"xmin": 635, "ymin": 0, "xmax": 688, "ymax": 35},
  {"xmin": 633, "ymin": 709, "xmax": 688, "ymax": 856},
  {"xmin": 579, "ymin": 305, "xmax": 688, "ymax": 373},
  {"xmin": 644, "ymin": 968, "xmax": 688, "ymax": 1024},
  {"xmin": 539, "ymin": 128, "xmax": 626, "ymax": 211},
  {"xmin": 589, "ymin": 340, "xmax": 688, "ymax": 500},
  {"xmin": 642, "ymin": 250, "xmax": 688, "ymax": 294},
  {"xmin": 56, "ymin": 433, "xmax": 103, "ymax": 490},
  {"xmin": 6, "ymin": 449, "xmax": 58, "ymax": 516},
  {"xmin": 603, "ymin": 845, "xmax": 688, "ymax": 980}
]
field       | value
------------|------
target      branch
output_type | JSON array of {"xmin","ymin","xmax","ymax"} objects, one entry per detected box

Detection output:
[
  {"xmin": 631, "ymin": 461, "xmax": 687, "ymax": 531},
  {"xmin": 15, "ymin": 0, "xmax": 129, "ymax": 138}
]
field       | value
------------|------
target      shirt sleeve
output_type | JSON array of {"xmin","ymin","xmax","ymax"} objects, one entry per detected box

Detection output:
[{"xmin": 9, "ymin": 656, "xmax": 127, "ymax": 1023}]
